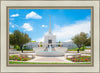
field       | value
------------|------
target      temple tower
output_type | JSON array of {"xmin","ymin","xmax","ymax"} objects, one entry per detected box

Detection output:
[
  {"xmin": 49, "ymin": 15, "xmax": 52, "ymax": 34},
  {"xmin": 44, "ymin": 15, "xmax": 56, "ymax": 46}
]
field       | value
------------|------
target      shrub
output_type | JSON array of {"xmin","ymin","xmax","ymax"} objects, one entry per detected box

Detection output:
[
  {"xmin": 17, "ymin": 48, "xmax": 33, "ymax": 51},
  {"xmin": 58, "ymin": 45, "xmax": 62, "ymax": 47},
  {"xmin": 14, "ymin": 45, "xmax": 20, "ymax": 50},
  {"xmin": 80, "ymin": 46, "xmax": 87, "ymax": 51},
  {"xmin": 40, "ymin": 44, "xmax": 43, "ymax": 47}
]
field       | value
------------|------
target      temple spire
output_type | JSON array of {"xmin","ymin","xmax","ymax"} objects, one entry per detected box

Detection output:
[{"xmin": 49, "ymin": 15, "xmax": 52, "ymax": 34}]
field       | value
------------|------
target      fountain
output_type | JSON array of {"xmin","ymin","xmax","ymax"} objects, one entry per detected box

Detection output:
[
  {"xmin": 48, "ymin": 44, "xmax": 52, "ymax": 52},
  {"xmin": 36, "ymin": 44, "xmax": 65, "ymax": 57}
]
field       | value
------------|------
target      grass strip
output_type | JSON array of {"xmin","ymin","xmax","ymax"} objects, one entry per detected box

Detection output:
[{"xmin": 9, "ymin": 61, "xmax": 91, "ymax": 64}]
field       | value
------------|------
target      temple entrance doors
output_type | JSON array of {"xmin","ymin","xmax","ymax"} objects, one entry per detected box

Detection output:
[{"xmin": 48, "ymin": 40, "xmax": 52, "ymax": 44}]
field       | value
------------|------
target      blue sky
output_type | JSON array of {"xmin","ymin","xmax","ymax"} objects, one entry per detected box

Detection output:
[{"xmin": 9, "ymin": 9, "xmax": 91, "ymax": 42}]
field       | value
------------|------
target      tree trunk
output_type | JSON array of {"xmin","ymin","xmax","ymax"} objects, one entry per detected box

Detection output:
[
  {"xmin": 20, "ymin": 45, "xmax": 23, "ymax": 53},
  {"xmin": 77, "ymin": 47, "xmax": 81, "ymax": 53},
  {"xmin": 77, "ymin": 49, "xmax": 79, "ymax": 53},
  {"xmin": 77, "ymin": 44, "xmax": 82, "ymax": 53}
]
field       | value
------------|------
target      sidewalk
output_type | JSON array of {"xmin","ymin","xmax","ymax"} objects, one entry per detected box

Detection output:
[{"xmin": 27, "ymin": 56, "xmax": 73, "ymax": 63}]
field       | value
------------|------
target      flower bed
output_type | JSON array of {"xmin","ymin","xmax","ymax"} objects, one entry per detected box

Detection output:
[
  {"xmin": 67, "ymin": 56, "xmax": 91, "ymax": 62},
  {"xmin": 9, "ymin": 55, "xmax": 32, "ymax": 61}
]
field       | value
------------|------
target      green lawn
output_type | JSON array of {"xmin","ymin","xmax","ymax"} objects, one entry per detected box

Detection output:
[
  {"xmin": 9, "ymin": 61, "xmax": 91, "ymax": 64},
  {"xmin": 68, "ymin": 46, "xmax": 90, "ymax": 51},
  {"xmin": 68, "ymin": 48, "xmax": 77, "ymax": 51}
]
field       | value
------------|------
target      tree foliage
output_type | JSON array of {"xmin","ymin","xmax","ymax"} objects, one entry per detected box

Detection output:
[
  {"xmin": 72, "ymin": 32, "xmax": 89, "ymax": 53},
  {"xmin": 9, "ymin": 30, "xmax": 31, "ymax": 53},
  {"xmin": 85, "ymin": 37, "xmax": 91, "ymax": 46}
]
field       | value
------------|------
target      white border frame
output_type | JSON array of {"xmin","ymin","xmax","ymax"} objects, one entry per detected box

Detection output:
[{"xmin": 1, "ymin": 1, "xmax": 100, "ymax": 73}]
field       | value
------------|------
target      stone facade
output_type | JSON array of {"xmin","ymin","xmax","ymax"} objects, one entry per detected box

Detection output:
[
  {"xmin": 24, "ymin": 41, "xmax": 77, "ymax": 49},
  {"xmin": 44, "ymin": 33, "xmax": 56, "ymax": 47}
]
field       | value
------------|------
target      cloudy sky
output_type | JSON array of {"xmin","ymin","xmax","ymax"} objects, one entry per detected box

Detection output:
[{"xmin": 9, "ymin": 9, "xmax": 91, "ymax": 42}]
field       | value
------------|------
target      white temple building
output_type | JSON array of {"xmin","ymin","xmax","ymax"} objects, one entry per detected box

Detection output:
[
  {"xmin": 24, "ymin": 16, "xmax": 77, "ymax": 49},
  {"xmin": 44, "ymin": 16, "xmax": 56, "ymax": 47}
]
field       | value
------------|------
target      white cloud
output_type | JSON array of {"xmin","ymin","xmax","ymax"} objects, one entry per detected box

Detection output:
[
  {"xmin": 10, "ymin": 22, "xmax": 18, "ymax": 28},
  {"xmin": 11, "ymin": 25, "xmax": 15, "ymax": 28},
  {"xmin": 26, "ymin": 11, "xmax": 42, "ymax": 19},
  {"xmin": 42, "ymin": 25, "xmax": 47, "ymax": 28},
  {"xmin": 37, "ymin": 37, "xmax": 44, "ymax": 42},
  {"xmin": 53, "ymin": 20, "xmax": 90, "ymax": 42},
  {"xmin": 15, "ymin": 24, "xmax": 18, "ymax": 27},
  {"xmin": 9, "ymin": 22, "xmax": 12, "ymax": 25},
  {"xmin": 11, "ymin": 14, "xmax": 19, "ymax": 17},
  {"xmin": 37, "ymin": 19, "xmax": 90, "ymax": 42},
  {"xmin": 22, "ymin": 23, "xmax": 33, "ymax": 31}
]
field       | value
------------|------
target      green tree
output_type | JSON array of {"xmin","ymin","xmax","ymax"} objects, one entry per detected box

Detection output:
[
  {"xmin": 9, "ymin": 30, "xmax": 31, "ymax": 53},
  {"xmin": 85, "ymin": 37, "xmax": 91, "ymax": 46},
  {"xmin": 40, "ymin": 42, "xmax": 43, "ymax": 47},
  {"xmin": 58, "ymin": 40, "xmax": 61, "ymax": 47},
  {"xmin": 80, "ymin": 32, "xmax": 88, "ymax": 50},
  {"xmin": 72, "ymin": 32, "xmax": 88, "ymax": 53},
  {"xmin": 85, "ymin": 31, "xmax": 91, "ymax": 46},
  {"xmin": 31, "ymin": 40, "xmax": 36, "ymax": 42}
]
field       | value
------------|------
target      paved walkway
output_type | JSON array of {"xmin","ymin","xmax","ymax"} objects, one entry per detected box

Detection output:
[{"xmin": 27, "ymin": 56, "xmax": 73, "ymax": 63}]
